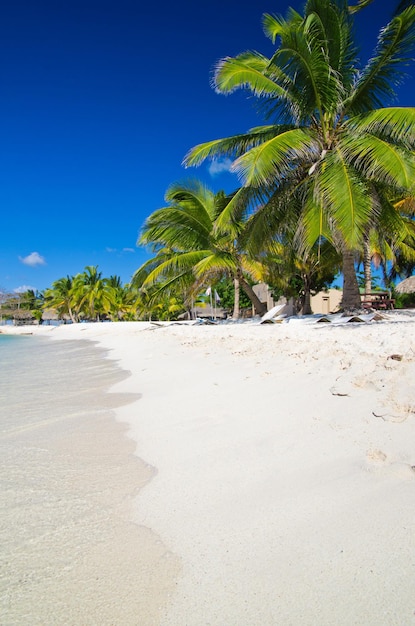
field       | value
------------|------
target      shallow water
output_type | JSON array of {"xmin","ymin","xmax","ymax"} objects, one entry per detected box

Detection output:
[{"xmin": 0, "ymin": 335, "xmax": 180, "ymax": 626}]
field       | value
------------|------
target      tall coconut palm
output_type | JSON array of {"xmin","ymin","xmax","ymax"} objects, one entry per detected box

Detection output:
[
  {"xmin": 133, "ymin": 180, "xmax": 267, "ymax": 317},
  {"xmin": 184, "ymin": 0, "xmax": 415, "ymax": 309}
]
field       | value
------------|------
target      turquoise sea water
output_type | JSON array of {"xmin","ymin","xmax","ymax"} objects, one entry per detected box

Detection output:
[
  {"xmin": 0, "ymin": 334, "xmax": 127, "ymax": 437},
  {"xmin": 0, "ymin": 334, "xmax": 173, "ymax": 625}
]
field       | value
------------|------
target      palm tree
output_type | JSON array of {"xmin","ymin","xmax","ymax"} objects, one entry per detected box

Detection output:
[
  {"xmin": 133, "ymin": 180, "xmax": 267, "ymax": 317},
  {"xmin": 184, "ymin": 0, "xmax": 415, "ymax": 309},
  {"xmin": 262, "ymin": 239, "xmax": 341, "ymax": 314},
  {"xmin": 360, "ymin": 194, "xmax": 415, "ymax": 292},
  {"xmin": 44, "ymin": 276, "xmax": 79, "ymax": 323},
  {"xmin": 73, "ymin": 265, "xmax": 113, "ymax": 321},
  {"xmin": 104, "ymin": 281, "xmax": 139, "ymax": 321}
]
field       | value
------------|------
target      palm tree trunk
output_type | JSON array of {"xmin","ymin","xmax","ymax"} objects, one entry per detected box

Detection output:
[
  {"xmin": 301, "ymin": 274, "xmax": 313, "ymax": 315},
  {"xmin": 232, "ymin": 276, "xmax": 240, "ymax": 319},
  {"xmin": 239, "ymin": 277, "xmax": 267, "ymax": 316},
  {"xmin": 68, "ymin": 307, "xmax": 77, "ymax": 324},
  {"xmin": 363, "ymin": 234, "xmax": 372, "ymax": 297},
  {"xmin": 341, "ymin": 250, "xmax": 362, "ymax": 310}
]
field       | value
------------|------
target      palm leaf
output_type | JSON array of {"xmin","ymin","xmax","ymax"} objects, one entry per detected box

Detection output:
[
  {"xmin": 241, "ymin": 176, "xmax": 308, "ymax": 254},
  {"xmin": 140, "ymin": 250, "xmax": 211, "ymax": 288},
  {"xmin": 377, "ymin": 194, "xmax": 414, "ymax": 244},
  {"xmin": 346, "ymin": 6, "xmax": 415, "ymax": 112},
  {"xmin": 193, "ymin": 253, "xmax": 238, "ymax": 277},
  {"xmin": 297, "ymin": 187, "xmax": 333, "ymax": 252},
  {"xmin": 183, "ymin": 125, "xmax": 295, "ymax": 168},
  {"xmin": 340, "ymin": 134, "xmax": 415, "ymax": 188},
  {"xmin": 165, "ymin": 180, "xmax": 217, "ymax": 222},
  {"xmin": 269, "ymin": 6, "xmax": 345, "ymax": 123},
  {"xmin": 344, "ymin": 107, "xmax": 415, "ymax": 148},
  {"xmin": 262, "ymin": 9, "xmax": 303, "ymax": 44},
  {"xmin": 305, "ymin": 0, "xmax": 357, "ymax": 84},
  {"xmin": 347, "ymin": 0, "xmax": 374, "ymax": 14},
  {"xmin": 213, "ymin": 186, "xmax": 265, "ymax": 234},
  {"xmin": 213, "ymin": 51, "xmax": 290, "ymax": 99},
  {"xmin": 232, "ymin": 128, "xmax": 319, "ymax": 187},
  {"xmin": 313, "ymin": 148, "xmax": 373, "ymax": 248},
  {"xmin": 139, "ymin": 207, "xmax": 213, "ymax": 250}
]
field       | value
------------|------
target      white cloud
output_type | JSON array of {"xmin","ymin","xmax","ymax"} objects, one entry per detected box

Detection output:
[
  {"xmin": 106, "ymin": 246, "xmax": 135, "ymax": 254},
  {"xmin": 18, "ymin": 251, "xmax": 46, "ymax": 267},
  {"xmin": 14, "ymin": 285, "xmax": 36, "ymax": 293},
  {"xmin": 208, "ymin": 158, "xmax": 234, "ymax": 177}
]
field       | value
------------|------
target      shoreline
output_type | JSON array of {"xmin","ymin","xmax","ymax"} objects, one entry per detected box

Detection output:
[
  {"xmin": 2, "ymin": 317, "xmax": 415, "ymax": 625},
  {"xmin": 1, "ymin": 328, "xmax": 180, "ymax": 626}
]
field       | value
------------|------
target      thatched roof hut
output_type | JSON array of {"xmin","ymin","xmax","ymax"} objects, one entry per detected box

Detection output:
[
  {"xmin": 42, "ymin": 309, "xmax": 71, "ymax": 323},
  {"xmin": 395, "ymin": 276, "xmax": 415, "ymax": 294},
  {"xmin": 12, "ymin": 310, "xmax": 36, "ymax": 325}
]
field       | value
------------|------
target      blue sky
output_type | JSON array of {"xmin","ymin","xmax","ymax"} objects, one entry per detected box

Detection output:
[{"xmin": 0, "ymin": 0, "xmax": 412, "ymax": 293}]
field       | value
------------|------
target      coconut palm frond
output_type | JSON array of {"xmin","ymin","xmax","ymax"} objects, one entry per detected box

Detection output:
[
  {"xmin": 395, "ymin": 1, "xmax": 415, "ymax": 16},
  {"xmin": 214, "ymin": 186, "xmax": 264, "ymax": 234},
  {"xmin": 139, "ymin": 250, "xmax": 211, "ymax": 289},
  {"xmin": 193, "ymin": 253, "xmax": 238, "ymax": 277},
  {"xmin": 295, "ymin": 186, "xmax": 333, "ymax": 253},
  {"xmin": 346, "ymin": 6, "xmax": 415, "ymax": 112},
  {"xmin": 132, "ymin": 248, "xmax": 184, "ymax": 288},
  {"xmin": 347, "ymin": 0, "xmax": 374, "ymax": 14},
  {"xmin": 165, "ymin": 180, "xmax": 217, "ymax": 221},
  {"xmin": 213, "ymin": 51, "xmax": 290, "ymax": 100},
  {"xmin": 394, "ymin": 195, "xmax": 415, "ymax": 215},
  {"xmin": 340, "ymin": 134, "xmax": 415, "ymax": 188},
  {"xmin": 239, "ymin": 256, "xmax": 268, "ymax": 282},
  {"xmin": 270, "ymin": 5, "xmax": 348, "ymax": 121},
  {"xmin": 232, "ymin": 128, "xmax": 318, "ymax": 187},
  {"xmin": 305, "ymin": 0, "xmax": 356, "ymax": 82},
  {"xmin": 315, "ymin": 148, "xmax": 373, "ymax": 248},
  {"xmin": 376, "ymin": 192, "xmax": 414, "ymax": 243},
  {"xmin": 183, "ymin": 126, "xmax": 293, "ymax": 168},
  {"xmin": 138, "ymin": 180, "xmax": 218, "ymax": 251},
  {"xmin": 344, "ymin": 107, "xmax": 415, "ymax": 148},
  {"xmin": 139, "ymin": 207, "xmax": 213, "ymax": 251},
  {"xmin": 262, "ymin": 9, "xmax": 303, "ymax": 44}
]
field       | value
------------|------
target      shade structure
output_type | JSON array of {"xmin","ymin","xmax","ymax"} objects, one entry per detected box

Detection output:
[{"xmin": 395, "ymin": 276, "xmax": 415, "ymax": 294}]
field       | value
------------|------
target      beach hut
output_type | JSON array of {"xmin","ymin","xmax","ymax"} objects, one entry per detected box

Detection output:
[
  {"xmin": 395, "ymin": 276, "xmax": 415, "ymax": 294},
  {"xmin": 12, "ymin": 310, "xmax": 35, "ymax": 325},
  {"xmin": 42, "ymin": 309, "xmax": 71, "ymax": 324}
]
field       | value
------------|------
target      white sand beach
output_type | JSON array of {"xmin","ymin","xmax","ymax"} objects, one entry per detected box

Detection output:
[{"xmin": 2, "ymin": 314, "xmax": 415, "ymax": 625}]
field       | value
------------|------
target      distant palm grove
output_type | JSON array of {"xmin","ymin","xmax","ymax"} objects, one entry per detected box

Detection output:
[{"xmin": 4, "ymin": 0, "xmax": 415, "ymax": 322}]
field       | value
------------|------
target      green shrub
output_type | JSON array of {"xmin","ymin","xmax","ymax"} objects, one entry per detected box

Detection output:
[{"xmin": 393, "ymin": 292, "xmax": 415, "ymax": 309}]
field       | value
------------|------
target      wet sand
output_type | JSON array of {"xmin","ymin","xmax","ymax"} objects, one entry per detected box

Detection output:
[{"xmin": 0, "ymin": 337, "xmax": 180, "ymax": 626}]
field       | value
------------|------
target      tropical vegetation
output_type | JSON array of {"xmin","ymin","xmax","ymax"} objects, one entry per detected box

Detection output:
[
  {"xmin": 42, "ymin": 266, "xmax": 140, "ymax": 323},
  {"xmin": 132, "ymin": 180, "xmax": 269, "ymax": 318},
  {"xmin": 184, "ymin": 0, "xmax": 415, "ymax": 309}
]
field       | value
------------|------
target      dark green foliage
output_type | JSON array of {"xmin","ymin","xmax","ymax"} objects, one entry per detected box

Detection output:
[
  {"xmin": 393, "ymin": 291, "xmax": 415, "ymax": 308},
  {"xmin": 214, "ymin": 277, "xmax": 252, "ymax": 310}
]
